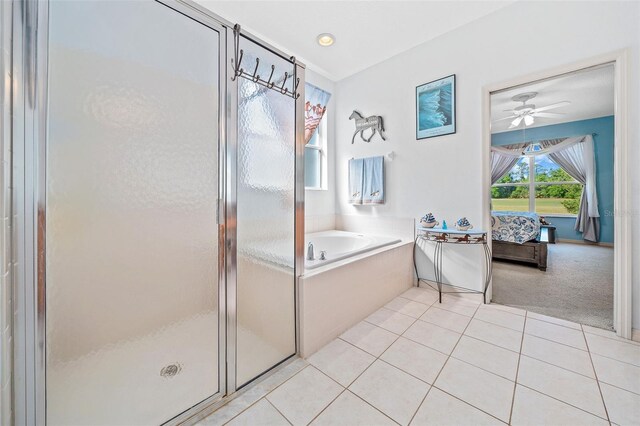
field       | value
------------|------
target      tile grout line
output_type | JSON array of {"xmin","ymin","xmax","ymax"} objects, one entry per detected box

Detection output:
[
  {"xmin": 406, "ymin": 298, "xmax": 483, "ymax": 425},
  {"xmin": 223, "ymin": 363, "xmax": 312, "ymax": 425},
  {"xmin": 581, "ymin": 324, "xmax": 612, "ymax": 425},
  {"xmin": 312, "ymin": 311, "xmax": 422, "ymax": 425},
  {"xmin": 264, "ymin": 398, "xmax": 293, "ymax": 426},
  {"xmin": 514, "ymin": 382, "xmax": 611, "ymax": 423},
  {"xmin": 508, "ymin": 310, "xmax": 528, "ymax": 425}
]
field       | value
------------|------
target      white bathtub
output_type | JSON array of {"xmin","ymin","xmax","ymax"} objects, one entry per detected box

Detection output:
[{"xmin": 305, "ymin": 230, "xmax": 401, "ymax": 270}]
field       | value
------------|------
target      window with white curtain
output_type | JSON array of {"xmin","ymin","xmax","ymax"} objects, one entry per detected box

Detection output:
[
  {"xmin": 304, "ymin": 117, "xmax": 327, "ymax": 190},
  {"xmin": 491, "ymin": 144, "xmax": 583, "ymax": 216}
]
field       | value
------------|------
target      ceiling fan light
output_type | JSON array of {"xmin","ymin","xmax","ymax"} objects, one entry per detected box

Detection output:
[{"xmin": 524, "ymin": 115, "xmax": 534, "ymax": 126}]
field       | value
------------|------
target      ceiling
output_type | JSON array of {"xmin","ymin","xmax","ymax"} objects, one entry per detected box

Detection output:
[
  {"xmin": 196, "ymin": 1, "xmax": 514, "ymax": 81},
  {"xmin": 491, "ymin": 64, "xmax": 615, "ymax": 134}
]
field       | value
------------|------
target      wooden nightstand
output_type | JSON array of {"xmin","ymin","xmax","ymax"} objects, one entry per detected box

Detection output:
[{"xmin": 541, "ymin": 224, "xmax": 557, "ymax": 244}]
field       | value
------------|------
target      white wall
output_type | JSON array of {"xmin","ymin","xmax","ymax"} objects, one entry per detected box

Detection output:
[
  {"xmin": 305, "ymin": 70, "xmax": 337, "ymax": 231},
  {"xmin": 332, "ymin": 1, "xmax": 640, "ymax": 327}
]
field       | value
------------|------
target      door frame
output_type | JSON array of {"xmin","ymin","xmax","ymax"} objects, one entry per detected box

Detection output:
[{"xmin": 481, "ymin": 50, "xmax": 632, "ymax": 339}]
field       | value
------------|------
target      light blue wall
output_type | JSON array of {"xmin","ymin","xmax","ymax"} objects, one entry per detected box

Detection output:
[{"xmin": 491, "ymin": 116, "xmax": 614, "ymax": 243}]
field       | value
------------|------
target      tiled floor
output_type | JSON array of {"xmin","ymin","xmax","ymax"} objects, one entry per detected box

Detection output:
[{"xmin": 200, "ymin": 285, "xmax": 640, "ymax": 426}]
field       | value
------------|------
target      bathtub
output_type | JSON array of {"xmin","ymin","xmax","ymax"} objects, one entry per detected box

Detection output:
[
  {"xmin": 305, "ymin": 230, "xmax": 401, "ymax": 269},
  {"xmin": 298, "ymin": 230, "xmax": 414, "ymax": 357}
]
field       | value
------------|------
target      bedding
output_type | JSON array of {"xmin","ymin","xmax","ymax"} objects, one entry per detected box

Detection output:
[{"xmin": 491, "ymin": 211, "xmax": 541, "ymax": 244}]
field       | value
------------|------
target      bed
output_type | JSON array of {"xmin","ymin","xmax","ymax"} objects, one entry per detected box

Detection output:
[{"xmin": 491, "ymin": 211, "xmax": 548, "ymax": 271}]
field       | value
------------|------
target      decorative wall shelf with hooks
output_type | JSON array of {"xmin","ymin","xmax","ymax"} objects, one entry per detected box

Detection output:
[{"xmin": 230, "ymin": 24, "xmax": 301, "ymax": 99}]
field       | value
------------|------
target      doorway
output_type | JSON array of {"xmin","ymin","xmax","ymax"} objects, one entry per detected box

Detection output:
[{"xmin": 482, "ymin": 55, "xmax": 632, "ymax": 338}]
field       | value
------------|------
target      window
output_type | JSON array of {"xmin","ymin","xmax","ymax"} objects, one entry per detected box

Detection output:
[
  {"xmin": 304, "ymin": 117, "xmax": 327, "ymax": 190},
  {"xmin": 492, "ymin": 145, "xmax": 582, "ymax": 216}
]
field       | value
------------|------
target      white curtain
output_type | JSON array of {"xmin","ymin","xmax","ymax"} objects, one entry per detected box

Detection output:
[
  {"xmin": 490, "ymin": 143, "xmax": 528, "ymax": 184},
  {"xmin": 539, "ymin": 135, "xmax": 600, "ymax": 242}
]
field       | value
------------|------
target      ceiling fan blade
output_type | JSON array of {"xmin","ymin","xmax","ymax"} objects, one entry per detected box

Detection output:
[
  {"xmin": 509, "ymin": 116, "xmax": 524, "ymax": 129},
  {"xmin": 524, "ymin": 115, "xmax": 534, "ymax": 126},
  {"xmin": 493, "ymin": 115, "xmax": 518, "ymax": 123},
  {"xmin": 532, "ymin": 112, "xmax": 564, "ymax": 118},
  {"xmin": 533, "ymin": 101, "xmax": 570, "ymax": 113}
]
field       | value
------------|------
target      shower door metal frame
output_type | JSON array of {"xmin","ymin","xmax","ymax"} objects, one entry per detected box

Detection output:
[{"xmin": 11, "ymin": 0, "xmax": 305, "ymax": 424}]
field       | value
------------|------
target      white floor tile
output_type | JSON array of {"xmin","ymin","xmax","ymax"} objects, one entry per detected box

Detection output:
[
  {"xmin": 483, "ymin": 303, "xmax": 526, "ymax": 317},
  {"xmin": 582, "ymin": 325, "xmax": 639, "ymax": 346},
  {"xmin": 266, "ymin": 366, "xmax": 343, "ymax": 426},
  {"xmin": 591, "ymin": 353, "xmax": 640, "ymax": 394},
  {"xmin": 524, "ymin": 318, "xmax": 587, "ymax": 350},
  {"xmin": 464, "ymin": 319, "xmax": 522, "ymax": 352},
  {"xmin": 600, "ymin": 382, "xmax": 640, "ymax": 426},
  {"xmin": 308, "ymin": 339, "xmax": 375, "ymax": 387},
  {"xmin": 200, "ymin": 358, "xmax": 308, "ymax": 426},
  {"xmin": 411, "ymin": 387, "xmax": 503, "ymax": 426},
  {"xmin": 380, "ymin": 337, "xmax": 448, "ymax": 384},
  {"xmin": 310, "ymin": 391, "xmax": 395, "ymax": 426},
  {"xmin": 521, "ymin": 334, "xmax": 594, "ymax": 378},
  {"xmin": 451, "ymin": 336, "xmax": 519, "ymax": 380},
  {"xmin": 419, "ymin": 306, "xmax": 471, "ymax": 333},
  {"xmin": 366, "ymin": 307, "xmax": 416, "ymax": 335},
  {"xmin": 474, "ymin": 307, "xmax": 525, "ymax": 331},
  {"xmin": 349, "ymin": 360, "xmax": 429, "ymax": 426},
  {"xmin": 434, "ymin": 297, "xmax": 479, "ymax": 317},
  {"xmin": 517, "ymin": 356, "xmax": 606, "ymax": 419},
  {"xmin": 526, "ymin": 311, "xmax": 581, "ymax": 330},
  {"xmin": 402, "ymin": 287, "xmax": 439, "ymax": 305},
  {"xmin": 434, "ymin": 358, "xmax": 514, "ymax": 422},
  {"xmin": 226, "ymin": 399, "xmax": 290, "ymax": 426},
  {"xmin": 585, "ymin": 333, "xmax": 640, "ymax": 366},
  {"xmin": 403, "ymin": 320, "xmax": 461, "ymax": 355},
  {"xmin": 385, "ymin": 297, "xmax": 430, "ymax": 318},
  {"xmin": 510, "ymin": 385, "xmax": 608, "ymax": 426},
  {"xmin": 340, "ymin": 321, "xmax": 398, "ymax": 357}
]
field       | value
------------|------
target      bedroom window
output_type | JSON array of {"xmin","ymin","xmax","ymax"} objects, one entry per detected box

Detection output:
[{"xmin": 492, "ymin": 151, "xmax": 582, "ymax": 216}]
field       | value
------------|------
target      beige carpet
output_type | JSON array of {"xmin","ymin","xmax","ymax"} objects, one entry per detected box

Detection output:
[{"xmin": 491, "ymin": 242, "xmax": 614, "ymax": 330}]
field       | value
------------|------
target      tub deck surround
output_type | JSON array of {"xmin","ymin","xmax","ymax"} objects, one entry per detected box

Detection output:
[
  {"xmin": 298, "ymin": 237, "xmax": 414, "ymax": 358},
  {"xmin": 305, "ymin": 230, "xmax": 401, "ymax": 269},
  {"xmin": 202, "ymin": 289, "xmax": 640, "ymax": 425}
]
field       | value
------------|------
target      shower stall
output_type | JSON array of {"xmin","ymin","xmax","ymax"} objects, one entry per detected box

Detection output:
[{"xmin": 6, "ymin": 0, "xmax": 305, "ymax": 424}]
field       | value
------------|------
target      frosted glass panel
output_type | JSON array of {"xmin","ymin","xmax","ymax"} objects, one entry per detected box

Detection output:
[
  {"xmin": 46, "ymin": 1, "xmax": 220, "ymax": 424},
  {"xmin": 236, "ymin": 38, "xmax": 296, "ymax": 386}
]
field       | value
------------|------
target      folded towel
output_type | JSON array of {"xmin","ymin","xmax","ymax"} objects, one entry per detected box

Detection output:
[
  {"xmin": 362, "ymin": 156, "xmax": 384, "ymax": 205},
  {"xmin": 348, "ymin": 158, "xmax": 364, "ymax": 204}
]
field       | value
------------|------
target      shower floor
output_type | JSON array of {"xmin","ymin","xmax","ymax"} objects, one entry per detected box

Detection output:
[{"xmin": 47, "ymin": 312, "xmax": 219, "ymax": 425}]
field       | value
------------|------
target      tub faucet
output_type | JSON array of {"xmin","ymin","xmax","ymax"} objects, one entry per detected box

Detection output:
[{"xmin": 307, "ymin": 243, "xmax": 315, "ymax": 260}]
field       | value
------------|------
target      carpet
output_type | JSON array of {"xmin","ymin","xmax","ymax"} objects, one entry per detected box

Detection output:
[{"xmin": 491, "ymin": 242, "xmax": 614, "ymax": 330}]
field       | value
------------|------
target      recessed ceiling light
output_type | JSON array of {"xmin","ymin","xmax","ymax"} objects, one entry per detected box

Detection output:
[{"xmin": 317, "ymin": 33, "xmax": 335, "ymax": 47}]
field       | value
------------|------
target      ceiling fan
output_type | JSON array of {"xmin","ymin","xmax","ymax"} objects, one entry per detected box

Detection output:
[{"xmin": 495, "ymin": 92, "xmax": 570, "ymax": 129}]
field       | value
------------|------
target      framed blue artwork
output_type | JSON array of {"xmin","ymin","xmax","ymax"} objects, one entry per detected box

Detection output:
[{"xmin": 416, "ymin": 74, "xmax": 456, "ymax": 139}]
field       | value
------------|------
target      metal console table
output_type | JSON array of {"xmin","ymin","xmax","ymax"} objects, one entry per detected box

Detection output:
[{"xmin": 413, "ymin": 227, "xmax": 492, "ymax": 304}]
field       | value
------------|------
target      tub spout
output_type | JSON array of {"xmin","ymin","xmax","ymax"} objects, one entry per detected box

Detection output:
[{"xmin": 307, "ymin": 243, "xmax": 315, "ymax": 260}]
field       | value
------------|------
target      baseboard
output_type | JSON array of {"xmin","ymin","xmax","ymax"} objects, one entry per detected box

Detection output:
[
  {"xmin": 556, "ymin": 238, "xmax": 614, "ymax": 247},
  {"xmin": 633, "ymin": 328, "xmax": 640, "ymax": 343}
]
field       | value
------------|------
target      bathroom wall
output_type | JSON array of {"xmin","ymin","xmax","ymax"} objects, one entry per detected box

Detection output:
[
  {"xmin": 492, "ymin": 116, "xmax": 615, "ymax": 243},
  {"xmin": 305, "ymin": 70, "xmax": 337, "ymax": 233},
  {"xmin": 332, "ymin": 1, "xmax": 640, "ymax": 327}
]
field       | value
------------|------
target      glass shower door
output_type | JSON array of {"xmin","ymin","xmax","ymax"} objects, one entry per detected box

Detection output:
[
  {"xmin": 45, "ymin": 1, "xmax": 223, "ymax": 424},
  {"xmin": 235, "ymin": 36, "xmax": 297, "ymax": 387}
]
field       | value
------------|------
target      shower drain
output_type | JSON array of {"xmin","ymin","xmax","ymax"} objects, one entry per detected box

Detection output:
[{"xmin": 160, "ymin": 362, "xmax": 182, "ymax": 378}]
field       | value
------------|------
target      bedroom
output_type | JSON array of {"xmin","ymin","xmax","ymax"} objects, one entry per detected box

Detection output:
[{"xmin": 489, "ymin": 64, "xmax": 615, "ymax": 329}]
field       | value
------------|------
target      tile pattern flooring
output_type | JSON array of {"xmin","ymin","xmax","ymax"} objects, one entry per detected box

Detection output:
[{"xmin": 200, "ymin": 285, "xmax": 640, "ymax": 426}]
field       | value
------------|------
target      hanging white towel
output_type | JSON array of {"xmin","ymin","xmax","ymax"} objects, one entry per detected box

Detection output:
[
  {"xmin": 348, "ymin": 158, "xmax": 364, "ymax": 204},
  {"xmin": 362, "ymin": 156, "xmax": 384, "ymax": 205}
]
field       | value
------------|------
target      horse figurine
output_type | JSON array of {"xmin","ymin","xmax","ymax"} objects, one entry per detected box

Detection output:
[{"xmin": 349, "ymin": 110, "xmax": 387, "ymax": 144}]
